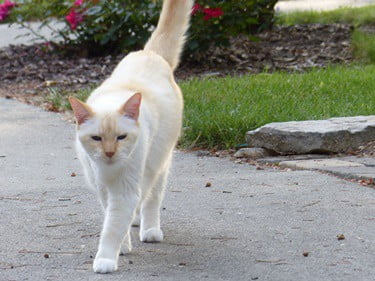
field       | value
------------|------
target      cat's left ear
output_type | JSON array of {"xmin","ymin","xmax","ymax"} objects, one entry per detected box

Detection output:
[
  {"xmin": 119, "ymin": 93, "xmax": 142, "ymax": 121},
  {"xmin": 69, "ymin": 96, "xmax": 94, "ymax": 125}
]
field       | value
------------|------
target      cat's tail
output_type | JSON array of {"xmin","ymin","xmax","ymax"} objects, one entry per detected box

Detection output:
[{"xmin": 144, "ymin": 0, "xmax": 193, "ymax": 71}]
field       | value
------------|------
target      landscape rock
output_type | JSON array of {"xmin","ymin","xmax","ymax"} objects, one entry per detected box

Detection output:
[
  {"xmin": 234, "ymin": 147, "xmax": 275, "ymax": 159},
  {"xmin": 246, "ymin": 116, "xmax": 375, "ymax": 154},
  {"xmin": 279, "ymin": 159, "xmax": 364, "ymax": 170},
  {"xmin": 278, "ymin": 158, "xmax": 375, "ymax": 182}
]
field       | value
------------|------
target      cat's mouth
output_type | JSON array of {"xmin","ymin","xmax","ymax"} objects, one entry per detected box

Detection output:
[{"xmin": 105, "ymin": 158, "xmax": 115, "ymax": 165}]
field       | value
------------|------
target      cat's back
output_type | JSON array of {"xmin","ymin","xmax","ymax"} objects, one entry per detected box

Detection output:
[
  {"xmin": 109, "ymin": 50, "xmax": 174, "ymax": 91},
  {"xmin": 87, "ymin": 50, "xmax": 183, "ymax": 124},
  {"xmin": 91, "ymin": 50, "xmax": 182, "ymax": 106}
]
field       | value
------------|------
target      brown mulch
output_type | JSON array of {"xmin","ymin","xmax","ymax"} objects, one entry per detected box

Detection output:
[{"xmin": 0, "ymin": 23, "xmax": 354, "ymax": 108}]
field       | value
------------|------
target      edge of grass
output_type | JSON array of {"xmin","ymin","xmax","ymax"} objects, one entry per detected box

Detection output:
[{"xmin": 275, "ymin": 4, "xmax": 375, "ymax": 27}]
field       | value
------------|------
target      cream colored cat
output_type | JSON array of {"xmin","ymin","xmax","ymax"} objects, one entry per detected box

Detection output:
[{"xmin": 69, "ymin": 0, "xmax": 193, "ymax": 274}]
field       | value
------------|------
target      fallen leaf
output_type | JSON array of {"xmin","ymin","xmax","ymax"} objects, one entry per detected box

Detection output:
[{"xmin": 337, "ymin": 234, "xmax": 345, "ymax": 240}]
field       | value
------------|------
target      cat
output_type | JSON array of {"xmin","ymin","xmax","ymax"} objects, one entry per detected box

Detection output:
[{"xmin": 68, "ymin": 0, "xmax": 193, "ymax": 274}]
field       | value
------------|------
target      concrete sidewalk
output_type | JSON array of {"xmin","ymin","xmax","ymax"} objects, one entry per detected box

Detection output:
[{"xmin": 1, "ymin": 98, "xmax": 375, "ymax": 281}]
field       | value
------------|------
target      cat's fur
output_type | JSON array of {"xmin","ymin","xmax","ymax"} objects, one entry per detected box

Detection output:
[{"xmin": 69, "ymin": 0, "xmax": 193, "ymax": 274}]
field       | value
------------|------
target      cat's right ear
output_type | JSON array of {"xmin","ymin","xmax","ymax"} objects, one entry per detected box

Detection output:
[{"xmin": 69, "ymin": 97, "xmax": 93, "ymax": 125}]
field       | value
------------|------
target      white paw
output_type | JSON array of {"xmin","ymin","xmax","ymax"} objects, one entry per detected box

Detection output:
[
  {"xmin": 93, "ymin": 258, "xmax": 117, "ymax": 274},
  {"xmin": 140, "ymin": 227, "xmax": 164, "ymax": 243}
]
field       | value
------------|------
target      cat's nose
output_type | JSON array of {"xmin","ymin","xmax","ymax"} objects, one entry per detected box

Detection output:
[{"xmin": 105, "ymin": 151, "xmax": 115, "ymax": 158}]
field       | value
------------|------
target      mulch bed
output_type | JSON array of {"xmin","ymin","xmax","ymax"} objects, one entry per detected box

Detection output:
[
  {"xmin": 0, "ymin": 23, "xmax": 354, "ymax": 108},
  {"xmin": 1, "ymin": 23, "xmax": 373, "ymax": 157}
]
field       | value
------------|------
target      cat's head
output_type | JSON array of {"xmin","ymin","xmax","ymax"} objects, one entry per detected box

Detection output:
[{"xmin": 69, "ymin": 93, "xmax": 141, "ymax": 165}]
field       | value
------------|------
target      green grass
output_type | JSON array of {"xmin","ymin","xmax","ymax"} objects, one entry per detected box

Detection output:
[
  {"xmin": 46, "ymin": 86, "xmax": 94, "ymax": 111},
  {"xmin": 352, "ymin": 30, "xmax": 375, "ymax": 63},
  {"xmin": 49, "ymin": 65, "xmax": 375, "ymax": 149},
  {"xmin": 180, "ymin": 65, "xmax": 375, "ymax": 149},
  {"xmin": 276, "ymin": 4, "xmax": 375, "ymax": 26}
]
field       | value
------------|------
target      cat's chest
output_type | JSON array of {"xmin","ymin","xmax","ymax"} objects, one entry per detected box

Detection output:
[{"xmin": 94, "ymin": 164, "xmax": 127, "ymax": 186}]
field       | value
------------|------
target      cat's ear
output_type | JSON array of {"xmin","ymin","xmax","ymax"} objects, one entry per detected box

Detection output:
[
  {"xmin": 119, "ymin": 93, "xmax": 142, "ymax": 121},
  {"xmin": 69, "ymin": 96, "xmax": 93, "ymax": 125}
]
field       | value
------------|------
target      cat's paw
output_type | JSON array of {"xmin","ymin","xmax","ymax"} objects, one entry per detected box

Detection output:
[
  {"xmin": 140, "ymin": 227, "xmax": 164, "ymax": 243},
  {"xmin": 93, "ymin": 258, "xmax": 117, "ymax": 274}
]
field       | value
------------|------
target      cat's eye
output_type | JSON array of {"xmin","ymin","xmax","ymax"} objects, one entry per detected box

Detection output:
[
  {"xmin": 91, "ymin": 136, "xmax": 102, "ymax": 141},
  {"xmin": 117, "ymin": 134, "xmax": 127, "ymax": 140}
]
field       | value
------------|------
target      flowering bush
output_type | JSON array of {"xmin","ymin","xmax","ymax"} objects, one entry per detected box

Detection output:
[
  {"xmin": 0, "ymin": 0, "xmax": 16, "ymax": 21},
  {"xmin": 5, "ymin": 0, "xmax": 278, "ymax": 56},
  {"xmin": 188, "ymin": 0, "xmax": 278, "ymax": 54}
]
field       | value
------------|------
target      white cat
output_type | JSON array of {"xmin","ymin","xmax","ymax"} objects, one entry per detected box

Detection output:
[{"xmin": 68, "ymin": 0, "xmax": 193, "ymax": 274}]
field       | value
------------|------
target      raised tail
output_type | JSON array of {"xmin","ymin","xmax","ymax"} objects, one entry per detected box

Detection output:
[{"xmin": 144, "ymin": 0, "xmax": 193, "ymax": 71}]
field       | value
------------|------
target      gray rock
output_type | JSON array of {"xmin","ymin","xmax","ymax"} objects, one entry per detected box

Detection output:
[
  {"xmin": 278, "ymin": 158, "xmax": 375, "ymax": 182},
  {"xmin": 246, "ymin": 116, "xmax": 375, "ymax": 154},
  {"xmin": 234, "ymin": 147, "xmax": 274, "ymax": 159}
]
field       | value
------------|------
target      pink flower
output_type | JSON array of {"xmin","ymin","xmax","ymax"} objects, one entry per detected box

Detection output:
[
  {"xmin": 0, "ymin": 0, "xmax": 16, "ymax": 22},
  {"xmin": 192, "ymin": 3, "xmax": 202, "ymax": 16},
  {"xmin": 66, "ymin": 9, "xmax": 84, "ymax": 30},
  {"xmin": 0, "ymin": 7, "xmax": 9, "ymax": 21},
  {"xmin": 3, "ymin": 0, "xmax": 16, "ymax": 9},
  {"xmin": 203, "ymin": 7, "xmax": 224, "ymax": 21},
  {"xmin": 74, "ymin": 0, "xmax": 83, "ymax": 6}
]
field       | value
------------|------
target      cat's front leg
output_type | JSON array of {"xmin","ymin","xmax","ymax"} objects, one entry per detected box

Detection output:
[{"xmin": 93, "ymin": 190, "xmax": 138, "ymax": 274}]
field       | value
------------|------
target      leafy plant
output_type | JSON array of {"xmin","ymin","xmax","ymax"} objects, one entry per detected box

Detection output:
[
  {"xmin": 188, "ymin": 0, "xmax": 278, "ymax": 54},
  {"xmin": 5, "ymin": 0, "xmax": 278, "ymax": 56}
]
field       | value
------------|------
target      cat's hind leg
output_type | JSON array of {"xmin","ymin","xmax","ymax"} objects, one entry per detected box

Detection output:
[
  {"xmin": 120, "ymin": 230, "xmax": 132, "ymax": 255},
  {"xmin": 131, "ymin": 204, "xmax": 141, "ymax": 227},
  {"xmin": 139, "ymin": 168, "xmax": 169, "ymax": 243}
]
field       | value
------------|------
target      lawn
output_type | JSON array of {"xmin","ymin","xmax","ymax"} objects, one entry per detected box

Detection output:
[
  {"xmin": 275, "ymin": 4, "xmax": 375, "ymax": 27},
  {"xmin": 53, "ymin": 65, "xmax": 374, "ymax": 149},
  {"xmin": 180, "ymin": 66, "xmax": 374, "ymax": 149}
]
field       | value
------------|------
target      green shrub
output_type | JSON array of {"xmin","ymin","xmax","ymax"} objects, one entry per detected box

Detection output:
[
  {"xmin": 5, "ymin": 0, "xmax": 278, "ymax": 56},
  {"xmin": 188, "ymin": 0, "xmax": 278, "ymax": 54}
]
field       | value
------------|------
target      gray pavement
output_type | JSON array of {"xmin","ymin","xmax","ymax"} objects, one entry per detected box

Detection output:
[
  {"xmin": 1, "ymin": 98, "xmax": 375, "ymax": 281},
  {"xmin": 0, "ymin": 21, "xmax": 65, "ymax": 48}
]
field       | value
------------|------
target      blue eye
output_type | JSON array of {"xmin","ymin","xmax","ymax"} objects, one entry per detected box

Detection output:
[
  {"xmin": 91, "ymin": 136, "xmax": 102, "ymax": 141},
  {"xmin": 117, "ymin": 135, "xmax": 127, "ymax": 140}
]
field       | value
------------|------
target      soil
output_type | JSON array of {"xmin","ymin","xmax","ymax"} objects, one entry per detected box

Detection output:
[{"xmin": 0, "ymin": 23, "xmax": 354, "ymax": 109}]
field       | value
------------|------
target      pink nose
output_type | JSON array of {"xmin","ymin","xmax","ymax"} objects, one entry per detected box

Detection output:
[{"xmin": 105, "ymin": 151, "xmax": 115, "ymax": 158}]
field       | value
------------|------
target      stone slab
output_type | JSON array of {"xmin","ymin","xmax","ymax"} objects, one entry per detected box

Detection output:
[
  {"xmin": 246, "ymin": 116, "xmax": 375, "ymax": 154},
  {"xmin": 338, "ymin": 157, "xmax": 375, "ymax": 166},
  {"xmin": 279, "ymin": 159, "xmax": 364, "ymax": 169},
  {"xmin": 257, "ymin": 154, "xmax": 330, "ymax": 165},
  {"xmin": 279, "ymin": 159, "xmax": 375, "ymax": 181},
  {"xmin": 234, "ymin": 148, "xmax": 274, "ymax": 159}
]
